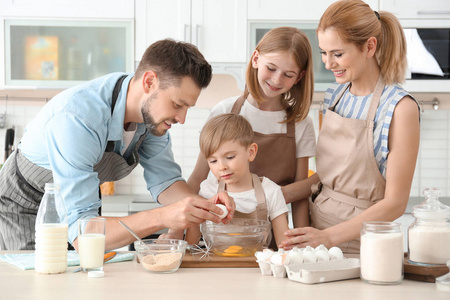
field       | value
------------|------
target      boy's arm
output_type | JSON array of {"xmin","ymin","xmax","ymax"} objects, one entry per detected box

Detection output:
[
  {"xmin": 271, "ymin": 213, "xmax": 289, "ymax": 248},
  {"xmin": 159, "ymin": 228, "xmax": 185, "ymax": 240},
  {"xmin": 185, "ymin": 225, "xmax": 202, "ymax": 245}
]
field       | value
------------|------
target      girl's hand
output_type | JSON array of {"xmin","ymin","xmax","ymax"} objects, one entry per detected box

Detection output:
[{"xmin": 279, "ymin": 227, "xmax": 332, "ymax": 250}]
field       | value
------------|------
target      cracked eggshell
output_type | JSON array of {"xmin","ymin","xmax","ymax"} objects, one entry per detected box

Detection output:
[
  {"xmin": 328, "ymin": 247, "xmax": 344, "ymax": 260},
  {"xmin": 270, "ymin": 249, "xmax": 291, "ymax": 266}
]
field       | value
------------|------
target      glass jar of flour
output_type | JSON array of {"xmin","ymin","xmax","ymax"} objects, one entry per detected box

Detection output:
[
  {"xmin": 360, "ymin": 222, "xmax": 403, "ymax": 285},
  {"xmin": 408, "ymin": 188, "xmax": 450, "ymax": 265}
]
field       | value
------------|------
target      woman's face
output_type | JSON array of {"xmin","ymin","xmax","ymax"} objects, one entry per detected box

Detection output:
[
  {"xmin": 318, "ymin": 28, "xmax": 369, "ymax": 86},
  {"xmin": 252, "ymin": 51, "xmax": 302, "ymax": 102}
]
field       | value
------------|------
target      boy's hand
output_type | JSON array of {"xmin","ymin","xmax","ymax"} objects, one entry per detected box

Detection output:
[{"xmin": 208, "ymin": 191, "xmax": 235, "ymax": 224}]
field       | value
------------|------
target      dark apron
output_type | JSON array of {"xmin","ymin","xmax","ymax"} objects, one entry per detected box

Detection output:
[
  {"xmin": 0, "ymin": 75, "xmax": 148, "ymax": 250},
  {"xmin": 231, "ymin": 96, "xmax": 297, "ymax": 186}
]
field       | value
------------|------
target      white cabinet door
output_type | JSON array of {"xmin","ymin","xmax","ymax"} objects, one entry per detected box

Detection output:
[
  {"xmin": 0, "ymin": 0, "xmax": 134, "ymax": 18},
  {"xmin": 380, "ymin": 0, "xmax": 450, "ymax": 19},
  {"xmin": 136, "ymin": 0, "xmax": 246, "ymax": 63},
  {"xmin": 247, "ymin": 0, "xmax": 379, "ymax": 21},
  {"xmin": 193, "ymin": 0, "xmax": 247, "ymax": 63}
]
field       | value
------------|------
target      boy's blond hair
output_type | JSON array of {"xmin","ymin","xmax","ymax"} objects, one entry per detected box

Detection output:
[{"xmin": 200, "ymin": 114, "xmax": 254, "ymax": 158}]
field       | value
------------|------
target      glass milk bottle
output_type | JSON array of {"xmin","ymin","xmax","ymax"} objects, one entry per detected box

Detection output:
[
  {"xmin": 35, "ymin": 183, "xmax": 68, "ymax": 274},
  {"xmin": 408, "ymin": 188, "xmax": 450, "ymax": 265},
  {"xmin": 360, "ymin": 222, "xmax": 403, "ymax": 285}
]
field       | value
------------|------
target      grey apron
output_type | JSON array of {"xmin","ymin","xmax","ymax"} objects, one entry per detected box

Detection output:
[{"xmin": 0, "ymin": 75, "xmax": 148, "ymax": 250}]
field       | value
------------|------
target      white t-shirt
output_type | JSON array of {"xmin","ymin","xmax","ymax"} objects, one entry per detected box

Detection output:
[
  {"xmin": 199, "ymin": 176, "xmax": 289, "ymax": 221},
  {"xmin": 208, "ymin": 96, "xmax": 316, "ymax": 158}
]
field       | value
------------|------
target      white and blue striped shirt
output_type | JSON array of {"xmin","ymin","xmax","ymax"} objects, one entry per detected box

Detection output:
[{"xmin": 323, "ymin": 83, "xmax": 416, "ymax": 178}]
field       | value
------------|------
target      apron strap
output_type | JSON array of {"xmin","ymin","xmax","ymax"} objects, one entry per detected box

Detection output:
[
  {"xmin": 366, "ymin": 75, "xmax": 385, "ymax": 121},
  {"xmin": 251, "ymin": 174, "xmax": 266, "ymax": 206},
  {"xmin": 217, "ymin": 174, "xmax": 266, "ymax": 206},
  {"xmin": 329, "ymin": 83, "xmax": 350, "ymax": 110},
  {"xmin": 106, "ymin": 75, "xmax": 128, "ymax": 152},
  {"xmin": 321, "ymin": 185, "xmax": 376, "ymax": 209}
]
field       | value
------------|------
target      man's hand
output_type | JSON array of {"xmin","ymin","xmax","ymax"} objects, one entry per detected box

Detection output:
[{"xmin": 159, "ymin": 193, "xmax": 234, "ymax": 229}]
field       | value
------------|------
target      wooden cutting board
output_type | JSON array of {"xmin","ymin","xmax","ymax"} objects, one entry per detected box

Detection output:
[
  {"xmin": 180, "ymin": 252, "xmax": 259, "ymax": 268},
  {"xmin": 403, "ymin": 257, "xmax": 449, "ymax": 282}
]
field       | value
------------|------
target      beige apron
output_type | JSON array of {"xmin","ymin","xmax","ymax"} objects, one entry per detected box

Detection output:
[
  {"xmin": 218, "ymin": 173, "xmax": 271, "ymax": 247},
  {"xmin": 231, "ymin": 96, "xmax": 296, "ymax": 186},
  {"xmin": 217, "ymin": 174, "xmax": 268, "ymax": 220},
  {"xmin": 310, "ymin": 76, "xmax": 386, "ymax": 253}
]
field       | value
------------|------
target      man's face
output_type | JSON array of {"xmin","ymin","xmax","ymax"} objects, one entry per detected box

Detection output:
[{"xmin": 141, "ymin": 76, "xmax": 201, "ymax": 136}]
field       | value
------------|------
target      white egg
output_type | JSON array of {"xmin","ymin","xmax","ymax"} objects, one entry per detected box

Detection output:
[
  {"xmin": 255, "ymin": 249, "xmax": 274, "ymax": 261},
  {"xmin": 287, "ymin": 247, "xmax": 303, "ymax": 264},
  {"xmin": 305, "ymin": 245, "xmax": 314, "ymax": 252},
  {"xmin": 328, "ymin": 247, "xmax": 344, "ymax": 260},
  {"xmin": 302, "ymin": 250, "xmax": 316, "ymax": 263},
  {"xmin": 314, "ymin": 244, "xmax": 328, "ymax": 253},
  {"xmin": 315, "ymin": 249, "xmax": 330, "ymax": 261},
  {"xmin": 211, "ymin": 204, "xmax": 228, "ymax": 219}
]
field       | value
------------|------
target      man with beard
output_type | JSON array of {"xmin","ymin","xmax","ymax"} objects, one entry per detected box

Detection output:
[{"xmin": 0, "ymin": 39, "xmax": 235, "ymax": 251}]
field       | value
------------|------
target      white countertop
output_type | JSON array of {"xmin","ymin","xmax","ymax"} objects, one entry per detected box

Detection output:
[
  {"xmin": 101, "ymin": 194, "xmax": 161, "ymax": 214},
  {"xmin": 1, "ymin": 251, "xmax": 448, "ymax": 300}
]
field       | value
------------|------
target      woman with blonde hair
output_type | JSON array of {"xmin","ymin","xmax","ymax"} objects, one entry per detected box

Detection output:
[{"xmin": 280, "ymin": 0, "xmax": 420, "ymax": 253}]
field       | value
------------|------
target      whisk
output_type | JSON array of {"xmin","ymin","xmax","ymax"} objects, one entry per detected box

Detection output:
[{"xmin": 187, "ymin": 238, "xmax": 212, "ymax": 261}]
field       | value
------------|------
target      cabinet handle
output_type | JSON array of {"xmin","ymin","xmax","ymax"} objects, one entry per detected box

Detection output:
[
  {"xmin": 417, "ymin": 10, "xmax": 450, "ymax": 14},
  {"xmin": 193, "ymin": 24, "xmax": 200, "ymax": 47},
  {"xmin": 184, "ymin": 24, "xmax": 191, "ymax": 43}
]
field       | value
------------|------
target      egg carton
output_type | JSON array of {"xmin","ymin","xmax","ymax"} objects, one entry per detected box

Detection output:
[{"xmin": 285, "ymin": 258, "xmax": 361, "ymax": 284}]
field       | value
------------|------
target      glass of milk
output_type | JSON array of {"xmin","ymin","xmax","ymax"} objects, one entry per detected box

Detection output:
[
  {"xmin": 78, "ymin": 217, "xmax": 106, "ymax": 272},
  {"xmin": 360, "ymin": 222, "xmax": 403, "ymax": 285}
]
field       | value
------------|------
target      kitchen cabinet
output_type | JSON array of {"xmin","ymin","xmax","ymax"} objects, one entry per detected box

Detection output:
[
  {"xmin": 0, "ymin": 0, "xmax": 134, "ymax": 18},
  {"xmin": 135, "ymin": 0, "xmax": 247, "ymax": 90},
  {"xmin": 247, "ymin": 0, "xmax": 378, "ymax": 21},
  {"xmin": 0, "ymin": 1, "xmax": 134, "ymax": 89},
  {"xmin": 135, "ymin": 0, "xmax": 247, "ymax": 63},
  {"xmin": 379, "ymin": 0, "xmax": 450, "ymax": 19}
]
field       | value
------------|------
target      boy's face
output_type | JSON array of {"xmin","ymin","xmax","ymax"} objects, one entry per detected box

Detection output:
[{"xmin": 207, "ymin": 140, "xmax": 257, "ymax": 187}]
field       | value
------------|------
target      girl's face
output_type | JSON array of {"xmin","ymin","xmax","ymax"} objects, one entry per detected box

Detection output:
[
  {"xmin": 252, "ymin": 51, "xmax": 302, "ymax": 102},
  {"xmin": 318, "ymin": 28, "xmax": 370, "ymax": 86},
  {"xmin": 207, "ymin": 140, "xmax": 257, "ymax": 188}
]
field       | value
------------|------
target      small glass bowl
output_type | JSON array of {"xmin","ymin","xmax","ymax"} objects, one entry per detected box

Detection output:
[{"xmin": 134, "ymin": 239, "xmax": 187, "ymax": 273}]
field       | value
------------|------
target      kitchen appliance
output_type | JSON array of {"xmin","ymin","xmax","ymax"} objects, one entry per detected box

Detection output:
[
  {"xmin": 4, "ymin": 127, "xmax": 14, "ymax": 162},
  {"xmin": 399, "ymin": 18, "xmax": 450, "ymax": 93}
]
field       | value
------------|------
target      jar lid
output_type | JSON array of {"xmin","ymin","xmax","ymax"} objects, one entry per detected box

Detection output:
[{"xmin": 412, "ymin": 188, "xmax": 450, "ymax": 220}]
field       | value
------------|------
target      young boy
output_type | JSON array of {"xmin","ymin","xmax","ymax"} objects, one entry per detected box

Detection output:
[{"xmin": 184, "ymin": 113, "xmax": 289, "ymax": 247}]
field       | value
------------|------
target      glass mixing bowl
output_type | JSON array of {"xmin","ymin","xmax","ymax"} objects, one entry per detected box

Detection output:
[
  {"xmin": 200, "ymin": 218, "xmax": 271, "ymax": 257},
  {"xmin": 134, "ymin": 239, "xmax": 187, "ymax": 273}
]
